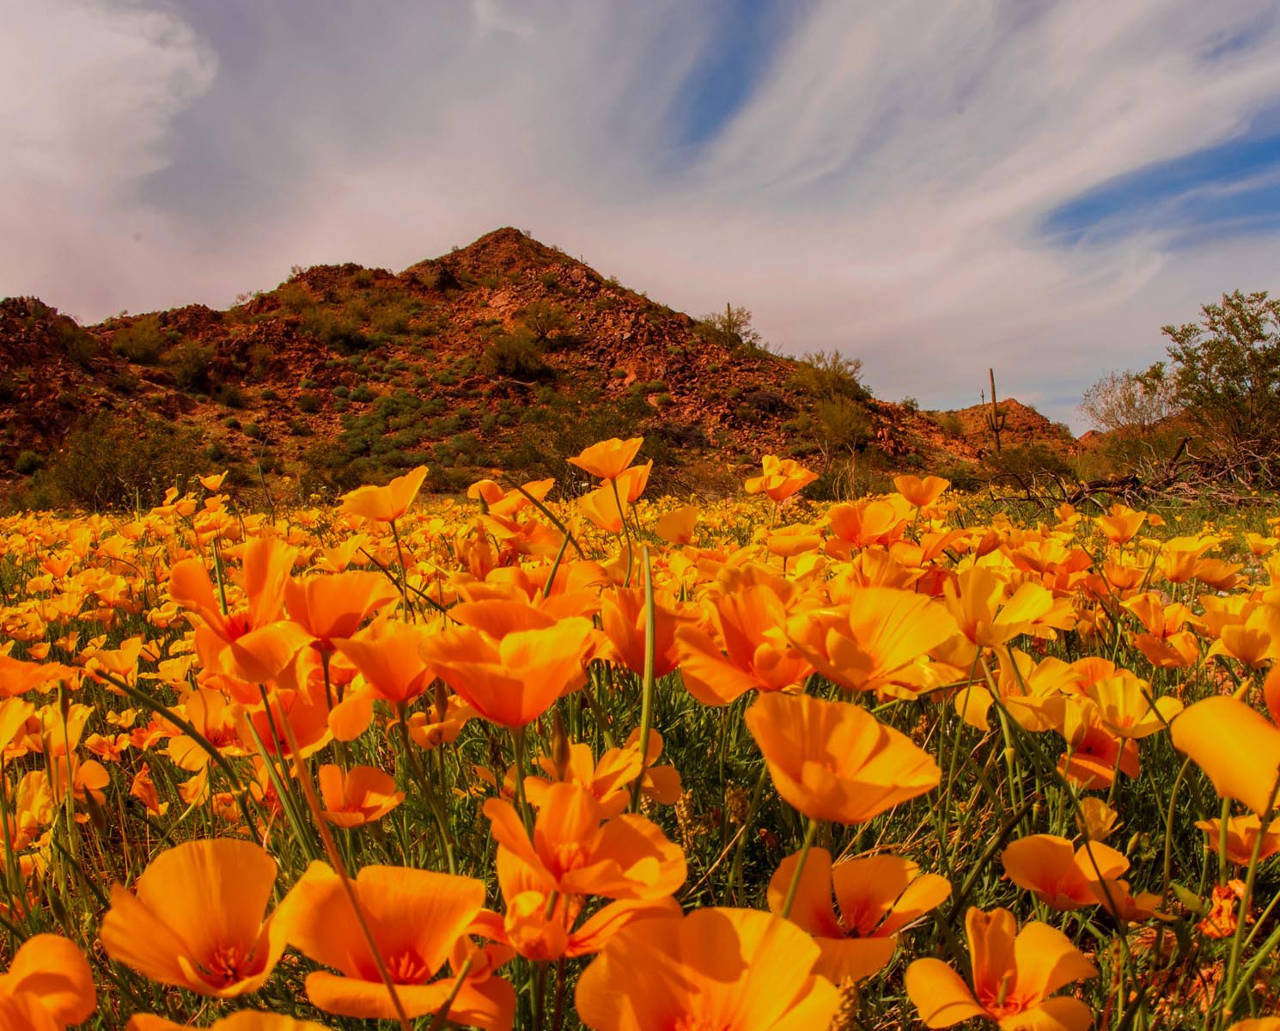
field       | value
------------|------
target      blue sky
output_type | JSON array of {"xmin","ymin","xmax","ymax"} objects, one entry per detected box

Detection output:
[{"xmin": 6, "ymin": 0, "xmax": 1280, "ymax": 430}]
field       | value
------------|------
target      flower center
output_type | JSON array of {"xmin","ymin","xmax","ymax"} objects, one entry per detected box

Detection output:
[
  {"xmin": 388, "ymin": 949, "xmax": 432, "ymax": 984},
  {"xmin": 550, "ymin": 841, "xmax": 591, "ymax": 874},
  {"xmin": 204, "ymin": 943, "xmax": 252, "ymax": 985},
  {"xmin": 224, "ymin": 612, "xmax": 252, "ymax": 641}
]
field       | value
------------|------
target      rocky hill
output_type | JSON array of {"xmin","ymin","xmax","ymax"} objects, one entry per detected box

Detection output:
[
  {"xmin": 947, "ymin": 397, "xmax": 1078, "ymax": 457},
  {"xmin": 0, "ymin": 228, "xmax": 1079, "ymax": 506}
]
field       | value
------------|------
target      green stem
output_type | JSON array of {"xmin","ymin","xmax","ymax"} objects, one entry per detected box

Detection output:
[
  {"xmin": 781, "ymin": 819, "xmax": 819, "ymax": 919},
  {"xmin": 1219, "ymin": 769, "xmax": 1280, "ymax": 1028},
  {"xmin": 513, "ymin": 725, "xmax": 535, "ymax": 836},
  {"xmin": 394, "ymin": 704, "xmax": 456, "ymax": 874},
  {"xmin": 630, "ymin": 547, "xmax": 656, "ymax": 814}
]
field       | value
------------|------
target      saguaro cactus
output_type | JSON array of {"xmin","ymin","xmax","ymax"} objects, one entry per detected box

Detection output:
[{"xmin": 986, "ymin": 368, "xmax": 1006, "ymax": 454}]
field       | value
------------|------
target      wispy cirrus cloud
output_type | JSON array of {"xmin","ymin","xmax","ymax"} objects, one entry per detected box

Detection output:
[{"xmin": 6, "ymin": 0, "xmax": 1280, "ymax": 428}]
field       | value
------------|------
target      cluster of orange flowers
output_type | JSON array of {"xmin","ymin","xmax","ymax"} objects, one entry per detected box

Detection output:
[{"xmin": 0, "ymin": 439, "xmax": 1279, "ymax": 1029}]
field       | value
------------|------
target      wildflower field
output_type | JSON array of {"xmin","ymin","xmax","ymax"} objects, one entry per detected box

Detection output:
[{"xmin": 2, "ymin": 438, "xmax": 1280, "ymax": 1031}]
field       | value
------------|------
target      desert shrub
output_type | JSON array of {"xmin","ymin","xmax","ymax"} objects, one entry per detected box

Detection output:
[
  {"xmin": 983, "ymin": 443, "xmax": 1073, "ymax": 484},
  {"xmin": 299, "ymin": 307, "xmax": 369, "ymax": 354},
  {"xmin": 166, "ymin": 338, "xmax": 217, "ymax": 391},
  {"xmin": 112, "ymin": 316, "xmax": 172, "ymax": 365},
  {"xmin": 520, "ymin": 301, "xmax": 577, "ymax": 350},
  {"xmin": 14, "ymin": 451, "xmax": 41, "ymax": 476},
  {"xmin": 274, "ymin": 282, "xmax": 313, "ymax": 314},
  {"xmin": 733, "ymin": 389, "xmax": 792, "ymax": 424},
  {"xmin": 297, "ymin": 393, "xmax": 323, "ymax": 413},
  {"xmin": 815, "ymin": 397, "xmax": 872, "ymax": 453},
  {"xmin": 48, "ymin": 317, "xmax": 100, "ymax": 367},
  {"xmin": 32, "ymin": 411, "xmax": 205, "ymax": 509},
  {"xmin": 649, "ymin": 422, "xmax": 710, "ymax": 450},
  {"xmin": 788, "ymin": 350, "xmax": 871, "ymax": 404},
  {"xmin": 213, "ymin": 382, "xmax": 247, "ymax": 409},
  {"xmin": 935, "ymin": 412, "xmax": 964, "ymax": 437},
  {"xmin": 695, "ymin": 304, "xmax": 772, "ymax": 355},
  {"xmin": 481, "ymin": 330, "xmax": 552, "ymax": 381}
]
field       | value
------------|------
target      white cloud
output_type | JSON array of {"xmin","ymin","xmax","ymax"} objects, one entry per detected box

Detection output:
[
  {"xmin": 0, "ymin": 0, "xmax": 216, "ymax": 318},
  {"xmin": 5, "ymin": 0, "xmax": 1280, "ymax": 429}
]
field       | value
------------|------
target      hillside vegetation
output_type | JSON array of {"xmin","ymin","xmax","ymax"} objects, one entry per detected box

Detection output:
[{"xmin": 0, "ymin": 229, "xmax": 1073, "ymax": 509}]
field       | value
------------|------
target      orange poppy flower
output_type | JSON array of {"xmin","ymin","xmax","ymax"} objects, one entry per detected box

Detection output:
[
  {"xmin": 100, "ymin": 838, "xmax": 289, "ymax": 997},
  {"xmin": 1001, "ymin": 834, "xmax": 1133, "ymax": 910},
  {"xmin": 578, "ymin": 485, "xmax": 627, "ymax": 535},
  {"xmin": 894, "ymin": 474, "xmax": 950, "ymax": 509},
  {"xmin": 130, "ymin": 764, "xmax": 168, "ymax": 818},
  {"xmin": 1172, "ymin": 696, "xmax": 1280, "ymax": 815},
  {"xmin": 615, "ymin": 461, "xmax": 653, "ymax": 503},
  {"xmin": 941, "ymin": 565, "xmax": 1055, "ymax": 655},
  {"xmin": 471, "ymin": 846, "xmax": 681, "ymax": 962},
  {"xmin": 332, "ymin": 621, "xmax": 436, "ymax": 706},
  {"xmin": 599, "ymin": 585, "xmax": 691, "ymax": 679},
  {"xmin": 1199, "ymin": 879, "xmax": 1247, "ymax": 939},
  {"xmin": 745, "ymin": 692, "xmax": 940, "ymax": 824},
  {"xmin": 575, "ymin": 907, "xmax": 839, "ymax": 1031},
  {"xmin": 786, "ymin": 587, "xmax": 957, "ymax": 696},
  {"xmin": 654, "ymin": 505, "xmax": 697, "ymax": 545},
  {"xmin": 1083, "ymin": 673, "xmax": 1182, "ymax": 739},
  {"xmin": 284, "ymin": 570, "xmax": 400, "ymax": 652},
  {"xmin": 1096, "ymin": 505, "xmax": 1147, "ymax": 545},
  {"xmin": 405, "ymin": 694, "xmax": 476, "ymax": 750},
  {"xmin": 568, "ymin": 438, "xmax": 644, "ymax": 480},
  {"xmin": 426, "ymin": 618, "xmax": 595, "ymax": 728},
  {"xmin": 524, "ymin": 729, "xmax": 681, "ymax": 817},
  {"xmin": 1076, "ymin": 798, "xmax": 1120, "ymax": 842},
  {"xmin": 237, "ymin": 682, "xmax": 333, "ymax": 760},
  {"xmin": 169, "ymin": 537, "xmax": 310, "ymax": 683},
  {"xmin": 675, "ymin": 579, "xmax": 812, "ymax": 706},
  {"xmin": 768, "ymin": 848, "xmax": 949, "ymax": 983},
  {"xmin": 954, "ymin": 648, "xmax": 1073, "ymax": 733},
  {"xmin": 0, "ymin": 653, "xmax": 77, "ymax": 697},
  {"xmin": 318, "ymin": 764, "xmax": 405, "ymax": 827},
  {"xmin": 0, "ymin": 933, "xmax": 96, "ymax": 1029},
  {"xmin": 1126, "ymin": 591, "xmax": 1201, "ymax": 669},
  {"xmin": 467, "ymin": 477, "xmax": 555, "ymax": 518},
  {"xmin": 1195, "ymin": 814, "xmax": 1280, "ymax": 866},
  {"xmin": 744, "ymin": 455, "xmax": 819, "ymax": 504},
  {"xmin": 485, "ymin": 782, "xmax": 685, "ymax": 900},
  {"xmin": 905, "ymin": 906, "xmax": 1097, "ymax": 1030},
  {"xmin": 167, "ymin": 688, "xmax": 248, "ymax": 770},
  {"xmin": 279, "ymin": 861, "xmax": 513, "ymax": 1027},
  {"xmin": 1210, "ymin": 603, "xmax": 1280, "ymax": 668},
  {"xmin": 340, "ymin": 465, "xmax": 429, "ymax": 522},
  {"xmin": 1047, "ymin": 697, "xmax": 1140, "ymax": 791},
  {"xmin": 825, "ymin": 499, "xmax": 908, "ymax": 554}
]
